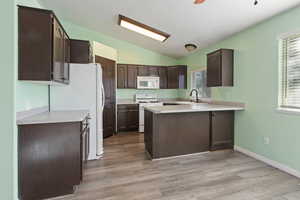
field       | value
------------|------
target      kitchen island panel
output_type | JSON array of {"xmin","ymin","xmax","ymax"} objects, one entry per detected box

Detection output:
[{"xmin": 145, "ymin": 110, "xmax": 210, "ymax": 159}]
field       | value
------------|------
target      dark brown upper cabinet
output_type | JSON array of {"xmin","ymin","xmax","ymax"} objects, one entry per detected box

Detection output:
[
  {"xmin": 117, "ymin": 64, "xmax": 187, "ymax": 89},
  {"xmin": 18, "ymin": 6, "xmax": 70, "ymax": 84},
  {"xmin": 127, "ymin": 65, "xmax": 138, "ymax": 88},
  {"xmin": 148, "ymin": 66, "xmax": 159, "ymax": 76},
  {"xmin": 70, "ymin": 39, "xmax": 93, "ymax": 64},
  {"xmin": 169, "ymin": 65, "xmax": 187, "ymax": 89},
  {"xmin": 158, "ymin": 67, "xmax": 168, "ymax": 89},
  {"xmin": 117, "ymin": 64, "xmax": 127, "ymax": 88},
  {"xmin": 167, "ymin": 66, "xmax": 179, "ymax": 89},
  {"xmin": 177, "ymin": 65, "xmax": 187, "ymax": 89},
  {"xmin": 138, "ymin": 66, "xmax": 149, "ymax": 76},
  {"xmin": 207, "ymin": 49, "xmax": 234, "ymax": 87}
]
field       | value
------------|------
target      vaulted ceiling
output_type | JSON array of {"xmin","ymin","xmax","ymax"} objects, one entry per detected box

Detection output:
[{"xmin": 39, "ymin": 0, "xmax": 300, "ymax": 58}]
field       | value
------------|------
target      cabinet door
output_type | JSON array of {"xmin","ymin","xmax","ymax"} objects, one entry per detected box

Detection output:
[
  {"xmin": 63, "ymin": 33, "xmax": 70, "ymax": 83},
  {"xmin": 127, "ymin": 65, "xmax": 138, "ymax": 88},
  {"xmin": 117, "ymin": 64, "xmax": 127, "ymax": 88},
  {"xmin": 19, "ymin": 122, "xmax": 81, "ymax": 200},
  {"xmin": 70, "ymin": 39, "xmax": 91, "ymax": 64},
  {"xmin": 117, "ymin": 105, "xmax": 139, "ymax": 132},
  {"xmin": 117, "ymin": 109, "xmax": 128, "ymax": 132},
  {"xmin": 138, "ymin": 66, "xmax": 149, "ymax": 76},
  {"xmin": 210, "ymin": 111, "xmax": 234, "ymax": 151},
  {"xmin": 158, "ymin": 67, "xmax": 168, "ymax": 89},
  {"xmin": 167, "ymin": 66, "xmax": 179, "ymax": 89},
  {"xmin": 18, "ymin": 6, "xmax": 53, "ymax": 81},
  {"xmin": 207, "ymin": 50, "xmax": 222, "ymax": 87},
  {"xmin": 148, "ymin": 66, "xmax": 159, "ymax": 76},
  {"xmin": 95, "ymin": 56, "xmax": 116, "ymax": 138},
  {"xmin": 103, "ymin": 103, "xmax": 115, "ymax": 138},
  {"xmin": 53, "ymin": 19, "xmax": 65, "ymax": 83},
  {"xmin": 127, "ymin": 109, "xmax": 139, "ymax": 131},
  {"xmin": 178, "ymin": 65, "xmax": 187, "ymax": 89}
]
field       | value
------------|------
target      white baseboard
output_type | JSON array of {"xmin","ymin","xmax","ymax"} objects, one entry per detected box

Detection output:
[{"xmin": 234, "ymin": 145, "xmax": 300, "ymax": 179}]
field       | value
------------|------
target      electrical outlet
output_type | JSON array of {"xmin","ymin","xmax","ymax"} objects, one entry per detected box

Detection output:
[{"xmin": 264, "ymin": 137, "xmax": 270, "ymax": 145}]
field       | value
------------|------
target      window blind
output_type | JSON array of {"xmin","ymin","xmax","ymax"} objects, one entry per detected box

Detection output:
[{"xmin": 281, "ymin": 34, "xmax": 300, "ymax": 109}]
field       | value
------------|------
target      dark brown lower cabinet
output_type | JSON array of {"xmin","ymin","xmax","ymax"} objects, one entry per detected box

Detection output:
[
  {"xmin": 18, "ymin": 118, "xmax": 89, "ymax": 200},
  {"xmin": 210, "ymin": 111, "xmax": 234, "ymax": 151},
  {"xmin": 117, "ymin": 104, "xmax": 139, "ymax": 132},
  {"xmin": 144, "ymin": 110, "xmax": 235, "ymax": 159},
  {"xmin": 144, "ymin": 110, "xmax": 210, "ymax": 159}
]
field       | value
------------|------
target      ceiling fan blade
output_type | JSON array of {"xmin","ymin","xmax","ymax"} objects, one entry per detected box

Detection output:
[{"xmin": 194, "ymin": 0, "xmax": 206, "ymax": 4}]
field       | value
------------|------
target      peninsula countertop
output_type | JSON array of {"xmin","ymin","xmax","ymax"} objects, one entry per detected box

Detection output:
[
  {"xmin": 17, "ymin": 110, "xmax": 90, "ymax": 125},
  {"xmin": 144, "ymin": 103, "xmax": 244, "ymax": 114}
]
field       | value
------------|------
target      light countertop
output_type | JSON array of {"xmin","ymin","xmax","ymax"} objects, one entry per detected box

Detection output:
[
  {"xmin": 17, "ymin": 110, "xmax": 89, "ymax": 125},
  {"xmin": 116, "ymin": 99, "xmax": 185, "ymax": 105},
  {"xmin": 144, "ymin": 104, "xmax": 244, "ymax": 114}
]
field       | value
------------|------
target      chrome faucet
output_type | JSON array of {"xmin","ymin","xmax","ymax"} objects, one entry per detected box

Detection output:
[{"xmin": 190, "ymin": 89, "xmax": 200, "ymax": 103}]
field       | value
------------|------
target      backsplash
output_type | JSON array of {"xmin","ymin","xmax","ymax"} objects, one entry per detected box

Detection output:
[{"xmin": 116, "ymin": 89, "xmax": 182, "ymax": 100}]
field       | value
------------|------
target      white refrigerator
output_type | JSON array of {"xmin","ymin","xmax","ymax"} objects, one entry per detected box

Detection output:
[{"xmin": 50, "ymin": 63, "xmax": 104, "ymax": 160}]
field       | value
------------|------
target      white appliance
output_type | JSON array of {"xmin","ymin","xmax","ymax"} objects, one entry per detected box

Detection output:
[
  {"xmin": 137, "ymin": 76, "xmax": 160, "ymax": 89},
  {"xmin": 50, "ymin": 63, "xmax": 104, "ymax": 160},
  {"xmin": 136, "ymin": 94, "xmax": 163, "ymax": 132}
]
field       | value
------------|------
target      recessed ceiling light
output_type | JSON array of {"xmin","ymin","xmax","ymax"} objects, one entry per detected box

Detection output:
[{"xmin": 118, "ymin": 15, "xmax": 170, "ymax": 42}]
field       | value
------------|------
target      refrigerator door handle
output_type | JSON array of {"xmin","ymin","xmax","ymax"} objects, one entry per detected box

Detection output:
[{"xmin": 101, "ymin": 83, "xmax": 105, "ymax": 111}]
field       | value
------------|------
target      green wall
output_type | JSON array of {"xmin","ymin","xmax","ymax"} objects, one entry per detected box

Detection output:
[
  {"xmin": 12, "ymin": 2, "xmax": 300, "ymax": 198},
  {"xmin": 61, "ymin": 21, "xmax": 180, "ymax": 100},
  {"xmin": 0, "ymin": 0, "xmax": 15, "ymax": 198},
  {"xmin": 179, "ymin": 6, "xmax": 300, "ymax": 172},
  {"xmin": 117, "ymin": 89, "xmax": 180, "ymax": 99},
  {"xmin": 16, "ymin": 0, "xmax": 48, "ymax": 112}
]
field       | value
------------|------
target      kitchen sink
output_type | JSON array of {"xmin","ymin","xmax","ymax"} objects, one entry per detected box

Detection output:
[
  {"xmin": 174, "ymin": 101, "xmax": 194, "ymax": 105},
  {"xmin": 163, "ymin": 101, "xmax": 209, "ymax": 107}
]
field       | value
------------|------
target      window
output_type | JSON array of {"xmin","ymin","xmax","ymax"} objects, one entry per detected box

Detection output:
[
  {"xmin": 279, "ymin": 33, "xmax": 300, "ymax": 110},
  {"xmin": 191, "ymin": 69, "xmax": 211, "ymax": 98}
]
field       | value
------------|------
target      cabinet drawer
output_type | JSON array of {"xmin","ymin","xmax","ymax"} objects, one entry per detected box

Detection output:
[{"xmin": 117, "ymin": 104, "xmax": 139, "ymax": 111}]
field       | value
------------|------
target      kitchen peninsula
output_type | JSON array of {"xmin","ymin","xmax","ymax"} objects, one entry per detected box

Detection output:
[{"xmin": 144, "ymin": 102, "xmax": 244, "ymax": 159}]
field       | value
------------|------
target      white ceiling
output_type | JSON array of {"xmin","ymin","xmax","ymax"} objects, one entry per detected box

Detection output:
[{"xmin": 39, "ymin": 0, "xmax": 300, "ymax": 58}]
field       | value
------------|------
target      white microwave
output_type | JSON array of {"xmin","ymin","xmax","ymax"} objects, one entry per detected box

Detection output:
[{"xmin": 137, "ymin": 76, "xmax": 160, "ymax": 89}]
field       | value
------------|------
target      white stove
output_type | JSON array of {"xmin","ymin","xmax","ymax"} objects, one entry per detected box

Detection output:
[{"xmin": 135, "ymin": 94, "xmax": 163, "ymax": 132}]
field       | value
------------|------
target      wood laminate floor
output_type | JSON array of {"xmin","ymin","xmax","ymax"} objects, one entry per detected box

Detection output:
[{"xmin": 54, "ymin": 132, "xmax": 300, "ymax": 200}]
